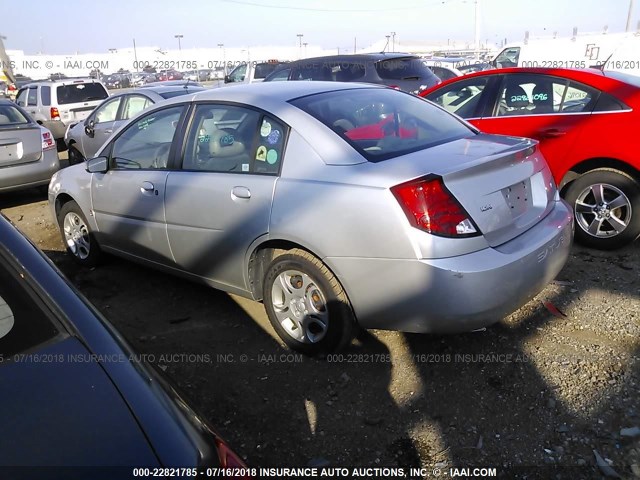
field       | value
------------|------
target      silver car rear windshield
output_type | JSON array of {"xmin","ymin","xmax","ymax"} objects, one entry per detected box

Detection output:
[
  {"xmin": 0, "ymin": 105, "xmax": 30, "ymax": 126},
  {"xmin": 291, "ymin": 88, "xmax": 475, "ymax": 162}
]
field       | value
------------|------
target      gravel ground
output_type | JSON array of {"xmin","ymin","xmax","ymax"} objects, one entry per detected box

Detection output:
[{"xmin": 1, "ymin": 174, "xmax": 639, "ymax": 479}]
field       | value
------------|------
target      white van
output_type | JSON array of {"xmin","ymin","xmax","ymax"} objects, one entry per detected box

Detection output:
[{"xmin": 492, "ymin": 32, "xmax": 640, "ymax": 75}]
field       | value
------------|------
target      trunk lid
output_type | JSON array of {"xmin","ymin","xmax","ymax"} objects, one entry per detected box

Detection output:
[
  {"xmin": 0, "ymin": 125, "xmax": 42, "ymax": 167},
  {"xmin": 361, "ymin": 133, "xmax": 557, "ymax": 247}
]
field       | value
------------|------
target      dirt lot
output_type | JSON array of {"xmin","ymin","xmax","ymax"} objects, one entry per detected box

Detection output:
[{"xmin": 1, "ymin": 160, "xmax": 640, "ymax": 478}]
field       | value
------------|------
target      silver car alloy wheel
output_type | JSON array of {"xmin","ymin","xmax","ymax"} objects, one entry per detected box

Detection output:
[
  {"xmin": 271, "ymin": 269, "xmax": 329, "ymax": 344},
  {"xmin": 574, "ymin": 182, "xmax": 632, "ymax": 238},
  {"xmin": 63, "ymin": 212, "xmax": 91, "ymax": 260}
]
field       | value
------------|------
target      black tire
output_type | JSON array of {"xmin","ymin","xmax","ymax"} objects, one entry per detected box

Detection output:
[
  {"xmin": 56, "ymin": 138, "xmax": 68, "ymax": 153},
  {"xmin": 57, "ymin": 200, "xmax": 103, "ymax": 267},
  {"xmin": 263, "ymin": 249, "xmax": 355, "ymax": 355},
  {"xmin": 564, "ymin": 168, "xmax": 640, "ymax": 250},
  {"xmin": 68, "ymin": 146, "xmax": 85, "ymax": 165}
]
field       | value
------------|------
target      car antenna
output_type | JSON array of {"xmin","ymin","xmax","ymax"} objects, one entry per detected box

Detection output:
[
  {"xmin": 184, "ymin": 78, "xmax": 191, "ymax": 89},
  {"xmin": 597, "ymin": 52, "xmax": 615, "ymax": 73}
]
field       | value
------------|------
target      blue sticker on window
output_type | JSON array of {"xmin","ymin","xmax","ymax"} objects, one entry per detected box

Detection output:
[{"xmin": 267, "ymin": 129, "xmax": 281, "ymax": 145}]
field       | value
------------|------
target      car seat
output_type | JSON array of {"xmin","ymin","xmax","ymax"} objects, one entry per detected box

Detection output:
[
  {"xmin": 531, "ymin": 84, "xmax": 554, "ymax": 114},
  {"xmin": 501, "ymin": 85, "xmax": 530, "ymax": 115}
]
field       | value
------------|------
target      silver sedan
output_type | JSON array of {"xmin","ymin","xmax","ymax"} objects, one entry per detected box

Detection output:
[
  {"xmin": 64, "ymin": 84, "xmax": 205, "ymax": 164},
  {"xmin": 0, "ymin": 99, "xmax": 59, "ymax": 192},
  {"xmin": 48, "ymin": 82, "xmax": 573, "ymax": 354}
]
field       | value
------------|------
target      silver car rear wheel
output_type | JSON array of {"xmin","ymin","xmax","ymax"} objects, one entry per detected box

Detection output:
[
  {"xmin": 263, "ymin": 248, "xmax": 355, "ymax": 354},
  {"xmin": 57, "ymin": 200, "xmax": 103, "ymax": 266},
  {"xmin": 271, "ymin": 269, "xmax": 329, "ymax": 344}
]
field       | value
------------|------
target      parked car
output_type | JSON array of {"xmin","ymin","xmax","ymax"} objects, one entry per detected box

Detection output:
[
  {"xmin": 225, "ymin": 61, "xmax": 287, "ymax": 85},
  {"xmin": 65, "ymin": 84, "xmax": 206, "ymax": 163},
  {"xmin": 131, "ymin": 72, "xmax": 157, "ymax": 86},
  {"xmin": 0, "ymin": 213, "xmax": 247, "ymax": 471},
  {"xmin": 422, "ymin": 58, "xmax": 466, "ymax": 81},
  {"xmin": 263, "ymin": 53, "xmax": 440, "ymax": 94},
  {"xmin": 15, "ymin": 78, "xmax": 109, "ymax": 150},
  {"xmin": 0, "ymin": 99, "xmax": 59, "ymax": 192},
  {"xmin": 49, "ymin": 82, "xmax": 573, "ymax": 354},
  {"xmin": 103, "ymin": 73, "xmax": 131, "ymax": 89},
  {"xmin": 140, "ymin": 79, "xmax": 202, "ymax": 88},
  {"xmin": 157, "ymin": 69, "xmax": 183, "ymax": 81},
  {"xmin": 183, "ymin": 69, "xmax": 211, "ymax": 82},
  {"xmin": 421, "ymin": 67, "xmax": 640, "ymax": 249}
]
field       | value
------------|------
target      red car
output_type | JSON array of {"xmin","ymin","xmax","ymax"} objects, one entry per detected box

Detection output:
[
  {"xmin": 421, "ymin": 67, "xmax": 640, "ymax": 250},
  {"xmin": 157, "ymin": 69, "xmax": 184, "ymax": 81}
]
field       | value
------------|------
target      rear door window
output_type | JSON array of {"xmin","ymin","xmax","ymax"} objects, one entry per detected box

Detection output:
[
  {"xmin": 40, "ymin": 86, "xmax": 51, "ymax": 106},
  {"xmin": 15, "ymin": 89, "xmax": 28, "ymax": 107},
  {"xmin": 56, "ymin": 83, "xmax": 109, "ymax": 105},
  {"xmin": 121, "ymin": 95, "xmax": 152, "ymax": 120},
  {"xmin": 375, "ymin": 58, "xmax": 432, "ymax": 80}
]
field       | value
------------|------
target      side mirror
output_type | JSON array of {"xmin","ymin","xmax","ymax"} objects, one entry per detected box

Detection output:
[
  {"xmin": 84, "ymin": 120, "xmax": 95, "ymax": 138},
  {"xmin": 224, "ymin": 75, "xmax": 231, "ymax": 83},
  {"xmin": 85, "ymin": 156, "xmax": 108, "ymax": 174}
]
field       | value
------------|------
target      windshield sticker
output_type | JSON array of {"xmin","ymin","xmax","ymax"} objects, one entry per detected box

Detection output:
[
  {"xmin": 242, "ymin": 163, "xmax": 249, "ymax": 172},
  {"xmin": 266, "ymin": 149, "xmax": 278, "ymax": 165},
  {"xmin": 267, "ymin": 129, "xmax": 281, "ymax": 145},
  {"xmin": 256, "ymin": 145, "xmax": 267, "ymax": 161},
  {"xmin": 0, "ymin": 295, "xmax": 15, "ymax": 340},
  {"xmin": 260, "ymin": 120, "xmax": 272, "ymax": 137}
]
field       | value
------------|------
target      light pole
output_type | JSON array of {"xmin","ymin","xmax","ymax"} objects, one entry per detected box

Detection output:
[
  {"xmin": 217, "ymin": 43, "xmax": 225, "ymax": 77},
  {"xmin": 303, "ymin": 42, "xmax": 308, "ymax": 57},
  {"xmin": 391, "ymin": 31, "xmax": 396, "ymax": 52},
  {"xmin": 174, "ymin": 34, "xmax": 183, "ymax": 51},
  {"xmin": 385, "ymin": 35, "xmax": 390, "ymax": 52},
  {"xmin": 297, "ymin": 33, "xmax": 304, "ymax": 58}
]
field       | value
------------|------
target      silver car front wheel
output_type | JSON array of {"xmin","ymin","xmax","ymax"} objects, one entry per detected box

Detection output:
[
  {"xmin": 263, "ymin": 249, "xmax": 355, "ymax": 354},
  {"xmin": 57, "ymin": 200, "xmax": 103, "ymax": 266}
]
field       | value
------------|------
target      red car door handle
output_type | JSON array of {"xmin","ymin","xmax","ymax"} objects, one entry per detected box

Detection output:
[{"xmin": 539, "ymin": 128, "xmax": 566, "ymax": 138}]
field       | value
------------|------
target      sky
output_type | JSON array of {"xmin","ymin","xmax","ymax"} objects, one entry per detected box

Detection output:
[{"xmin": 0, "ymin": 0, "xmax": 637, "ymax": 54}]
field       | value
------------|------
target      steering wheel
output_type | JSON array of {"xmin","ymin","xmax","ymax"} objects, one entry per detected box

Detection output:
[{"xmin": 115, "ymin": 157, "xmax": 142, "ymax": 169}]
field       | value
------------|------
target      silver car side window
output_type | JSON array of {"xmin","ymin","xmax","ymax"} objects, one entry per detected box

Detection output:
[
  {"xmin": 110, "ymin": 105, "xmax": 185, "ymax": 170},
  {"xmin": 182, "ymin": 104, "xmax": 263, "ymax": 174}
]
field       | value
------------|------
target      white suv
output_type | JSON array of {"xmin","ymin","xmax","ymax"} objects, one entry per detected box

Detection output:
[{"xmin": 15, "ymin": 78, "xmax": 109, "ymax": 149}]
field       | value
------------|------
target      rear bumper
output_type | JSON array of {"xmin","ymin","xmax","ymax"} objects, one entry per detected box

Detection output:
[
  {"xmin": 0, "ymin": 150, "xmax": 60, "ymax": 192},
  {"xmin": 43, "ymin": 120, "xmax": 67, "ymax": 140},
  {"xmin": 328, "ymin": 200, "xmax": 574, "ymax": 333}
]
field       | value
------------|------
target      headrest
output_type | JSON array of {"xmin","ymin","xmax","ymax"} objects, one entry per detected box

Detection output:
[
  {"xmin": 0, "ymin": 114, "xmax": 11, "ymax": 124},
  {"xmin": 209, "ymin": 129, "xmax": 244, "ymax": 157},
  {"xmin": 505, "ymin": 85, "xmax": 529, "ymax": 108},
  {"xmin": 531, "ymin": 84, "xmax": 552, "ymax": 105}
]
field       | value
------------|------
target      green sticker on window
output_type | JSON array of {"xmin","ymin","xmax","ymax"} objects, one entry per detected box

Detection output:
[{"xmin": 266, "ymin": 149, "xmax": 278, "ymax": 165}]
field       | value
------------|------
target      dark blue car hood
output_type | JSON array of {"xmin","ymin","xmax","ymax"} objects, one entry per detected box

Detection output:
[{"xmin": 0, "ymin": 337, "xmax": 159, "ymax": 467}]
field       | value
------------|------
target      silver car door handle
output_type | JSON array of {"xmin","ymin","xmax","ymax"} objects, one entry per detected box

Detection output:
[
  {"xmin": 140, "ymin": 181, "xmax": 155, "ymax": 193},
  {"xmin": 231, "ymin": 186, "xmax": 251, "ymax": 199},
  {"xmin": 104, "ymin": 129, "xmax": 113, "ymax": 134}
]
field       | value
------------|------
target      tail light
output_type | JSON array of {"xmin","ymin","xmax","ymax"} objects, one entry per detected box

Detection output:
[
  {"xmin": 50, "ymin": 107, "xmax": 60, "ymax": 119},
  {"xmin": 41, "ymin": 131, "xmax": 55, "ymax": 151},
  {"xmin": 215, "ymin": 438, "xmax": 251, "ymax": 479},
  {"xmin": 392, "ymin": 176, "xmax": 479, "ymax": 237},
  {"xmin": 8, "ymin": 84, "xmax": 16, "ymax": 91}
]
